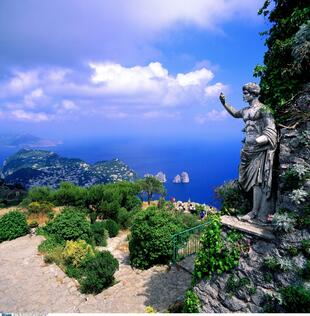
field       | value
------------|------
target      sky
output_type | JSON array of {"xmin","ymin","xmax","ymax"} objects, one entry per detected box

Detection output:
[{"xmin": 0, "ymin": 0, "xmax": 269, "ymax": 142}]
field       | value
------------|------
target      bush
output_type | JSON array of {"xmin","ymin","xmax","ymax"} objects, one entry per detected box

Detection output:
[
  {"xmin": 193, "ymin": 214, "xmax": 241, "ymax": 282},
  {"xmin": 91, "ymin": 221, "xmax": 108, "ymax": 246},
  {"xmin": 280, "ymin": 285, "xmax": 310, "ymax": 313},
  {"xmin": 117, "ymin": 207, "xmax": 137, "ymax": 228},
  {"xmin": 44, "ymin": 207, "xmax": 91, "ymax": 242},
  {"xmin": 0, "ymin": 211, "xmax": 29, "ymax": 242},
  {"xmin": 52, "ymin": 182, "xmax": 86, "ymax": 206},
  {"xmin": 272, "ymin": 212, "xmax": 296, "ymax": 232},
  {"xmin": 24, "ymin": 186, "xmax": 53, "ymax": 203},
  {"xmin": 129, "ymin": 207, "xmax": 184, "ymax": 269},
  {"xmin": 104, "ymin": 219, "xmax": 120, "ymax": 237},
  {"xmin": 79, "ymin": 251, "xmax": 119, "ymax": 294},
  {"xmin": 27, "ymin": 201, "xmax": 54, "ymax": 214},
  {"xmin": 38, "ymin": 236, "xmax": 65, "ymax": 253},
  {"xmin": 215, "ymin": 180, "xmax": 251, "ymax": 216},
  {"xmin": 183, "ymin": 289, "xmax": 201, "ymax": 313},
  {"xmin": 63, "ymin": 240, "xmax": 95, "ymax": 267}
]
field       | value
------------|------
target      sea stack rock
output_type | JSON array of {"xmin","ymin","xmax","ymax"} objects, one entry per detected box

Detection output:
[
  {"xmin": 173, "ymin": 174, "xmax": 181, "ymax": 183},
  {"xmin": 155, "ymin": 171, "xmax": 167, "ymax": 183},
  {"xmin": 181, "ymin": 171, "xmax": 189, "ymax": 183}
]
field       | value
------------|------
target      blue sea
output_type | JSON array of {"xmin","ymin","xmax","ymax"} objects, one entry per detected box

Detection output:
[{"xmin": 0, "ymin": 137, "xmax": 242, "ymax": 207}]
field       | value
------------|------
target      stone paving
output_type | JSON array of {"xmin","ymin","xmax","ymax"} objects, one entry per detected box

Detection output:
[{"xmin": 0, "ymin": 231, "xmax": 192, "ymax": 313}]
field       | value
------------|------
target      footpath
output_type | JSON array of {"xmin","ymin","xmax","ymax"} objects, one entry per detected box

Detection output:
[{"xmin": 0, "ymin": 231, "xmax": 192, "ymax": 313}]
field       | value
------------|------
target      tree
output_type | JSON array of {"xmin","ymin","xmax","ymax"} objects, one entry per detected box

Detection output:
[
  {"xmin": 254, "ymin": 0, "xmax": 310, "ymax": 120},
  {"xmin": 137, "ymin": 176, "xmax": 166, "ymax": 205}
]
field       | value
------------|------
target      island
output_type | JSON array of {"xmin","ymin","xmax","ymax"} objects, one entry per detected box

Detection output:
[{"xmin": 1, "ymin": 149, "xmax": 137, "ymax": 188}]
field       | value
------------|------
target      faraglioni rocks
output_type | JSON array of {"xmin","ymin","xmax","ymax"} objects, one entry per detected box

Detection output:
[
  {"xmin": 173, "ymin": 175, "xmax": 181, "ymax": 183},
  {"xmin": 173, "ymin": 172, "xmax": 190, "ymax": 183},
  {"xmin": 181, "ymin": 172, "xmax": 190, "ymax": 183},
  {"xmin": 155, "ymin": 171, "xmax": 167, "ymax": 183}
]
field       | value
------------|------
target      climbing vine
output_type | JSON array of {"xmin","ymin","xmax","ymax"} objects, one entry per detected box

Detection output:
[{"xmin": 193, "ymin": 214, "xmax": 241, "ymax": 283}]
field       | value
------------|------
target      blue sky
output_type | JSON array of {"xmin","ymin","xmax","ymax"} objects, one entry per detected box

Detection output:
[{"xmin": 0, "ymin": 0, "xmax": 269, "ymax": 141}]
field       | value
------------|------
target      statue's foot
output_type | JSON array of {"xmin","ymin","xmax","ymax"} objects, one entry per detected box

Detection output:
[{"xmin": 239, "ymin": 211, "xmax": 257, "ymax": 222}]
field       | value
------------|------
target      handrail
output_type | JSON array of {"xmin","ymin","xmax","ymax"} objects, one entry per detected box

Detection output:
[{"xmin": 171, "ymin": 219, "xmax": 211, "ymax": 264}]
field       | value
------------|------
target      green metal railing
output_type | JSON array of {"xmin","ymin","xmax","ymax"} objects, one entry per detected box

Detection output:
[{"xmin": 171, "ymin": 220, "xmax": 210, "ymax": 264}]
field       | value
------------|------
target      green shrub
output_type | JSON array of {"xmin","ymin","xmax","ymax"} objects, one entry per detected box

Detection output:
[
  {"xmin": 183, "ymin": 289, "xmax": 201, "ymax": 313},
  {"xmin": 52, "ymin": 182, "xmax": 86, "ymax": 206},
  {"xmin": 117, "ymin": 207, "xmax": 137, "ymax": 228},
  {"xmin": 280, "ymin": 285, "xmax": 310, "ymax": 313},
  {"xmin": 104, "ymin": 219, "xmax": 120, "ymax": 237},
  {"xmin": 44, "ymin": 207, "xmax": 91, "ymax": 242},
  {"xmin": 215, "ymin": 180, "xmax": 250, "ymax": 216},
  {"xmin": 91, "ymin": 221, "xmax": 108, "ymax": 246},
  {"xmin": 281, "ymin": 165, "xmax": 309, "ymax": 191},
  {"xmin": 63, "ymin": 240, "xmax": 95, "ymax": 267},
  {"xmin": 27, "ymin": 201, "xmax": 54, "ymax": 214},
  {"xmin": 43, "ymin": 245, "xmax": 64, "ymax": 266},
  {"xmin": 79, "ymin": 251, "xmax": 119, "ymax": 294},
  {"xmin": 129, "ymin": 207, "xmax": 184, "ymax": 269},
  {"xmin": 24, "ymin": 186, "xmax": 53, "ymax": 204},
  {"xmin": 38, "ymin": 236, "xmax": 65, "ymax": 253},
  {"xmin": 176, "ymin": 212, "xmax": 200, "ymax": 229},
  {"xmin": 0, "ymin": 211, "xmax": 29, "ymax": 242},
  {"xmin": 302, "ymin": 259, "xmax": 310, "ymax": 280},
  {"xmin": 193, "ymin": 214, "xmax": 241, "ymax": 282}
]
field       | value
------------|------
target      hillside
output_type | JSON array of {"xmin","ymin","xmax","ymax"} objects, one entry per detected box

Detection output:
[{"xmin": 1, "ymin": 149, "xmax": 137, "ymax": 188}]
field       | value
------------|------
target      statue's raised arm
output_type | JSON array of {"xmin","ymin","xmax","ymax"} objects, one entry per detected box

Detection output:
[{"xmin": 219, "ymin": 92, "xmax": 243, "ymax": 118}]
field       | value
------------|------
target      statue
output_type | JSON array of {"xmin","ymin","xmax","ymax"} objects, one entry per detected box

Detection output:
[{"xmin": 219, "ymin": 83, "xmax": 278, "ymax": 223}]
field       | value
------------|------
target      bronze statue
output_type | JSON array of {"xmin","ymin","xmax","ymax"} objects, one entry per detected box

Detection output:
[{"xmin": 219, "ymin": 83, "xmax": 277, "ymax": 222}]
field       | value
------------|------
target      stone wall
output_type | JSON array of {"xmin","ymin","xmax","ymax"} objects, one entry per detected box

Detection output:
[{"xmin": 194, "ymin": 225, "xmax": 309, "ymax": 313}]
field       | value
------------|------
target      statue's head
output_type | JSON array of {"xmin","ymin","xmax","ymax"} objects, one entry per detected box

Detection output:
[{"xmin": 242, "ymin": 82, "xmax": 260, "ymax": 103}]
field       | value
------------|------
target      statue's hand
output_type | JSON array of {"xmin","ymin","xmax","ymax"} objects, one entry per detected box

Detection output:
[
  {"xmin": 256, "ymin": 135, "xmax": 269, "ymax": 145},
  {"xmin": 219, "ymin": 92, "xmax": 226, "ymax": 105}
]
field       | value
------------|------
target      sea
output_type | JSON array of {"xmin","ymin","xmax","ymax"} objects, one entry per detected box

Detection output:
[{"xmin": 0, "ymin": 136, "xmax": 242, "ymax": 207}]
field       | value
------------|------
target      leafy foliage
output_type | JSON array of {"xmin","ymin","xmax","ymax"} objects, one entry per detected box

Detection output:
[
  {"xmin": 215, "ymin": 180, "xmax": 251, "ymax": 216},
  {"xmin": 281, "ymin": 165, "xmax": 310, "ymax": 191},
  {"xmin": 52, "ymin": 182, "xmax": 86, "ymax": 207},
  {"xmin": 193, "ymin": 214, "xmax": 241, "ymax": 282},
  {"xmin": 104, "ymin": 219, "xmax": 120, "ymax": 237},
  {"xmin": 0, "ymin": 210, "xmax": 29, "ymax": 242},
  {"xmin": 91, "ymin": 221, "xmax": 108, "ymax": 246},
  {"xmin": 23, "ymin": 186, "xmax": 53, "ymax": 204},
  {"xmin": 182, "ymin": 289, "xmax": 201, "ymax": 313},
  {"xmin": 280, "ymin": 285, "xmax": 310, "ymax": 313},
  {"xmin": 137, "ymin": 176, "xmax": 166, "ymax": 205},
  {"xmin": 79, "ymin": 251, "xmax": 119, "ymax": 294},
  {"xmin": 44, "ymin": 207, "xmax": 91, "ymax": 242},
  {"xmin": 272, "ymin": 212, "xmax": 296, "ymax": 232},
  {"xmin": 62, "ymin": 239, "xmax": 95, "ymax": 267},
  {"xmin": 254, "ymin": 1, "xmax": 310, "ymax": 119},
  {"xmin": 27, "ymin": 201, "xmax": 54, "ymax": 214},
  {"xmin": 129, "ymin": 207, "xmax": 184, "ymax": 269}
]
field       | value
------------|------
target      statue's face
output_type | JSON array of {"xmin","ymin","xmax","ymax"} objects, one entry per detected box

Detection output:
[{"xmin": 243, "ymin": 89, "xmax": 254, "ymax": 103}]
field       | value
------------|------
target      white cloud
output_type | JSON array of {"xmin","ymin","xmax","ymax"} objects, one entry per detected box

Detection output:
[
  {"xmin": 195, "ymin": 110, "xmax": 228, "ymax": 124},
  {"xmin": 176, "ymin": 68, "xmax": 214, "ymax": 87},
  {"xmin": 7, "ymin": 70, "xmax": 39, "ymax": 94},
  {"xmin": 62, "ymin": 100, "xmax": 78, "ymax": 110},
  {"xmin": 204, "ymin": 82, "xmax": 228, "ymax": 97},
  {"xmin": 11, "ymin": 110, "xmax": 51, "ymax": 122},
  {"xmin": 0, "ymin": 62, "xmax": 229, "ymax": 122},
  {"xmin": 24, "ymin": 88, "xmax": 45, "ymax": 108}
]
